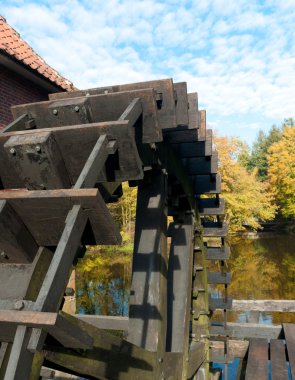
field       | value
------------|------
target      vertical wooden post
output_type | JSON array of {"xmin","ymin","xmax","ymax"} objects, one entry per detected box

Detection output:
[{"xmin": 127, "ymin": 170, "xmax": 168, "ymax": 356}]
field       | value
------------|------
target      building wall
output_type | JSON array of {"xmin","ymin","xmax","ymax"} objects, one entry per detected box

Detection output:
[{"xmin": 0, "ymin": 64, "xmax": 50, "ymax": 129}]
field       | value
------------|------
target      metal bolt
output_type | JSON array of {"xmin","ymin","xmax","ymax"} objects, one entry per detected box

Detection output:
[
  {"xmin": 52, "ymin": 109, "xmax": 58, "ymax": 115},
  {"xmin": 14, "ymin": 300, "xmax": 25, "ymax": 310},
  {"xmin": 190, "ymin": 333, "xmax": 196, "ymax": 338},
  {"xmin": 0, "ymin": 251, "xmax": 8, "ymax": 259},
  {"xmin": 74, "ymin": 106, "xmax": 79, "ymax": 112},
  {"xmin": 35, "ymin": 145, "xmax": 41, "ymax": 152},
  {"xmin": 9, "ymin": 148, "xmax": 16, "ymax": 155},
  {"xmin": 158, "ymin": 357, "xmax": 163, "ymax": 363},
  {"xmin": 191, "ymin": 309, "xmax": 195, "ymax": 315},
  {"xmin": 39, "ymin": 184, "xmax": 46, "ymax": 190}
]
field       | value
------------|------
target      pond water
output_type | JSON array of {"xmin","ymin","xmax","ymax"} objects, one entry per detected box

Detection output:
[{"xmin": 75, "ymin": 233, "xmax": 295, "ymax": 379}]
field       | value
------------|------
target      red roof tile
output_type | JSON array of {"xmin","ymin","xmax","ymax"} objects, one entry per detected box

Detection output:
[{"xmin": 0, "ymin": 15, "xmax": 76, "ymax": 91}]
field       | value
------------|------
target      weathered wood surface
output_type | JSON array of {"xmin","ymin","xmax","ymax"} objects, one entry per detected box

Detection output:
[
  {"xmin": 210, "ymin": 339, "xmax": 249, "ymax": 360},
  {"xmin": 207, "ymin": 271, "xmax": 231, "ymax": 285},
  {"xmin": 174, "ymin": 82, "xmax": 189, "ymax": 127},
  {"xmin": 182, "ymin": 152, "xmax": 218, "ymax": 175},
  {"xmin": 127, "ymin": 171, "xmax": 167, "ymax": 354},
  {"xmin": 0, "ymin": 188, "xmax": 121, "ymax": 245},
  {"xmin": 166, "ymin": 215, "xmax": 194, "ymax": 358},
  {"xmin": 232, "ymin": 300, "xmax": 295, "ymax": 312},
  {"xmin": 0, "ymin": 121, "xmax": 143, "ymax": 188},
  {"xmin": 245, "ymin": 338, "xmax": 268, "ymax": 380},
  {"xmin": 270, "ymin": 339, "xmax": 288, "ymax": 380},
  {"xmin": 210, "ymin": 322, "xmax": 282, "ymax": 339},
  {"xmin": 192, "ymin": 174, "xmax": 221, "ymax": 194},
  {"xmin": 3, "ymin": 206, "xmax": 87, "ymax": 379},
  {"xmin": 75, "ymin": 315, "xmax": 129, "ymax": 331},
  {"xmin": 0, "ymin": 200, "xmax": 38, "ymax": 263},
  {"xmin": 187, "ymin": 93, "xmax": 198, "ymax": 129},
  {"xmin": 48, "ymin": 78, "xmax": 176, "ymax": 133},
  {"xmin": 198, "ymin": 110, "xmax": 206, "ymax": 141},
  {"xmin": 0, "ymin": 311, "xmax": 93, "ymax": 349},
  {"xmin": 12, "ymin": 89, "xmax": 161, "ymax": 143},
  {"xmin": 283, "ymin": 323, "xmax": 295, "ymax": 380},
  {"xmin": 163, "ymin": 127, "xmax": 198, "ymax": 144},
  {"xmin": 205, "ymin": 246, "xmax": 230, "ymax": 260},
  {"xmin": 209, "ymin": 297, "xmax": 233, "ymax": 310},
  {"xmin": 4, "ymin": 131, "xmax": 71, "ymax": 190},
  {"xmin": 202, "ymin": 221, "xmax": 228, "ymax": 237},
  {"xmin": 198, "ymin": 197, "xmax": 225, "ymax": 216},
  {"xmin": 187, "ymin": 342, "xmax": 206, "ymax": 379}
]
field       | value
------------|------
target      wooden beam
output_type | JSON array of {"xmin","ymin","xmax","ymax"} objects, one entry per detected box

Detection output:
[
  {"xmin": 166, "ymin": 214, "xmax": 194, "ymax": 378},
  {"xmin": 75, "ymin": 315, "xmax": 129, "ymax": 331},
  {"xmin": 187, "ymin": 93, "xmax": 198, "ymax": 129},
  {"xmin": 206, "ymin": 246, "xmax": 230, "ymax": 260},
  {"xmin": 207, "ymin": 272, "xmax": 231, "ymax": 285},
  {"xmin": 270, "ymin": 339, "xmax": 288, "ymax": 380},
  {"xmin": 198, "ymin": 110, "xmax": 206, "ymax": 141},
  {"xmin": 0, "ymin": 120, "xmax": 143, "ymax": 188},
  {"xmin": 0, "ymin": 188, "xmax": 121, "ymax": 245},
  {"xmin": 187, "ymin": 342, "xmax": 206, "ymax": 379},
  {"xmin": 202, "ymin": 221, "xmax": 228, "ymax": 237},
  {"xmin": 192, "ymin": 174, "xmax": 221, "ymax": 194},
  {"xmin": 198, "ymin": 197, "xmax": 225, "ymax": 216},
  {"xmin": 283, "ymin": 323, "xmax": 295, "ymax": 380},
  {"xmin": 210, "ymin": 322, "xmax": 283, "ymax": 339},
  {"xmin": 210, "ymin": 339, "xmax": 249, "ymax": 360},
  {"xmin": 232, "ymin": 300, "xmax": 295, "ymax": 312},
  {"xmin": 127, "ymin": 170, "xmax": 167, "ymax": 354},
  {"xmin": 245, "ymin": 338, "xmax": 268, "ymax": 380},
  {"xmin": 0, "ymin": 311, "xmax": 93, "ymax": 349},
  {"xmin": 4, "ymin": 205, "xmax": 87, "ymax": 379},
  {"xmin": 174, "ymin": 82, "xmax": 189, "ymax": 127},
  {"xmin": 182, "ymin": 152, "xmax": 218, "ymax": 175},
  {"xmin": 0, "ymin": 200, "xmax": 38, "ymax": 263}
]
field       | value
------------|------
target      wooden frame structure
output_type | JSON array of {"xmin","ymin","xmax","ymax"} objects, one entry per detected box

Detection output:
[{"xmin": 0, "ymin": 78, "xmax": 228, "ymax": 380}]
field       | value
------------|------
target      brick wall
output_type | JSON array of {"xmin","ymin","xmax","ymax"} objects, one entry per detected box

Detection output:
[{"xmin": 0, "ymin": 65, "xmax": 50, "ymax": 129}]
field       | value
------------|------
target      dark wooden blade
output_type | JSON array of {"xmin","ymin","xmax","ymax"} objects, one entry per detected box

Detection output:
[
  {"xmin": 207, "ymin": 272, "xmax": 231, "ymax": 284},
  {"xmin": 245, "ymin": 338, "xmax": 268, "ymax": 380},
  {"xmin": 0, "ymin": 188, "xmax": 121, "ymax": 246},
  {"xmin": 205, "ymin": 246, "xmax": 230, "ymax": 260},
  {"xmin": 192, "ymin": 174, "xmax": 221, "ymax": 194},
  {"xmin": 182, "ymin": 152, "xmax": 218, "ymax": 175},
  {"xmin": 127, "ymin": 171, "xmax": 167, "ymax": 354},
  {"xmin": 283, "ymin": 323, "xmax": 295, "ymax": 380},
  {"xmin": 166, "ymin": 214, "xmax": 194, "ymax": 356},
  {"xmin": 270, "ymin": 339, "xmax": 288, "ymax": 380},
  {"xmin": 187, "ymin": 93, "xmax": 198, "ymax": 129},
  {"xmin": 174, "ymin": 82, "xmax": 189, "ymax": 127},
  {"xmin": 198, "ymin": 197, "xmax": 225, "ymax": 216}
]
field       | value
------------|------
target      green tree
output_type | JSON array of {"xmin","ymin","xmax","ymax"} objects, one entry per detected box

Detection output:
[
  {"xmin": 214, "ymin": 135, "xmax": 277, "ymax": 232},
  {"xmin": 267, "ymin": 126, "xmax": 295, "ymax": 218}
]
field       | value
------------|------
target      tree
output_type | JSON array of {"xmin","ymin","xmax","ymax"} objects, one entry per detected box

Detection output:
[
  {"xmin": 267, "ymin": 126, "xmax": 295, "ymax": 218},
  {"xmin": 244, "ymin": 126, "xmax": 283, "ymax": 181},
  {"xmin": 214, "ymin": 135, "xmax": 277, "ymax": 232}
]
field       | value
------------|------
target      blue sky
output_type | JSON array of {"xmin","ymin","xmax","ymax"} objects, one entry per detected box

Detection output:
[{"xmin": 1, "ymin": 0, "xmax": 294, "ymax": 144}]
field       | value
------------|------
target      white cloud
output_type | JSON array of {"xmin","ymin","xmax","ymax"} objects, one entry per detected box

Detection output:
[{"xmin": 1, "ymin": 0, "xmax": 294, "ymax": 143}]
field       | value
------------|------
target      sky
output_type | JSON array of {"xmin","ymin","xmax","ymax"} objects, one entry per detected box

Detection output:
[{"xmin": 1, "ymin": 0, "xmax": 294, "ymax": 144}]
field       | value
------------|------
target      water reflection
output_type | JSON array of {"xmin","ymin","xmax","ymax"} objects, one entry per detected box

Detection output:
[
  {"xmin": 209, "ymin": 234, "xmax": 295, "ymax": 324},
  {"xmin": 75, "ymin": 247, "xmax": 132, "ymax": 316}
]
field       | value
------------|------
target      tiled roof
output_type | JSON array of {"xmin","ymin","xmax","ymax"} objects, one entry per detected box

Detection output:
[{"xmin": 0, "ymin": 15, "xmax": 76, "ymax": 91}]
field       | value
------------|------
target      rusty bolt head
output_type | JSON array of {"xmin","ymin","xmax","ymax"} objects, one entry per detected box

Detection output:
[
  {"xmin": 158, "ymin": 357, "xmax": 163, "ymax": 363},
  {"xmin": 14, "ymin": 300, "xmax": 25, "ymax": 310},
  {"xmin": 9, "ymin": 148, "xmax": 16, "ymax": 155},
  {"xmin": 53, "ymin": 109, "xmax": 58, "ymax": 115},
  {"xmin": 74, "ymin": 106, "xmax": 79, "ymax": 112},
  {"xmin": 35, "ymin": 145, "xmax": 41, "ymax": 152}
]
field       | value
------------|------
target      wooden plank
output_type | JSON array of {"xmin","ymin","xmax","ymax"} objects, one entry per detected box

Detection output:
[
  {"xmin": 0, "ymin": 188, "xmax": 121, "ymax": 245},
  {"xmin": 0, "ymin": 121, "xmax": 143, "ymax": 188},
  {"xmin": 207, "ymin": 272, "xmax": 231, "ymax": 284},
  {"xmin": 202, "ymin": 221, "xmax": 228, "ymax": 237},
  {"xmin": 192, "ymin": 174, "xmax": 221, "ymax": 194},
  {"xmin": 0, "ymin": 200, "xmax": 38, "ymax": 263},
  {"xmin": 209, "ymin": 297, "xmax": 232, "ymax": 310},
  {"xmin": 210, "ymin": 322, "xmax": 282, "ymax": 339},
  {"xmin": 2, "ymin": 113, "xmax": 30, "ymax": 133},
  {"xmin": 171, "ymin": 140, "xmax": 212, "ymax": 158},
  {"xmin": 188, "ymin": 93, "xmax": 198, "ymax": 129},
  {"xmin": 245, "ymin": 338, "xmax": 268, "ymax": 380},
  {"xmin": 198, "ymin": 197, "xmax": 225, "ymax": 216},
  {"xmin": 166, "ymin": 214, "xmax": 194, "ymax": 356},
  {"xmin": 198, "ymin": 110, "xmax": 206, "ymax": 141},
  {"xmin": 187, "ymin": 342, "xmax": 206, "ymax": 378},
  {"xmin": 210, "ymin": 339, "xmax": 249, "ymax": 360},
  {"xmin": 283, "ymin": 323, "xmax": 295, "ymax": 380},
  {"xmin": 270, "ymin": 339, "xmax": 288, "ymax": 380},
  {"xmin": 4, "ymin": 131, "xmax": 71, "ymax": 190},
  {"xmin": 174, "ymin": 82, "xmax": 189, "ymax": 126},
  {"xmin": 127, "ymin": 171, "xmax": 167, "ymax": 354},
  {"xmin": 232, "ymin": 300, "xmax": 295, "ymax": 312},
  {"xmin": 182, "ymin": 152, "xmax": 218, "ymax": 175},
  {"xmin": 206, "ymin": 246, "xmax": 230, "ymax": 260},
  {"xmin": 0, "ymin": 311, "xmax": 93, "ymax": 349},
  {"xmin": 75, "ymin": 315, "xmax": 129, "ymax": 331},
  {"xmin": 48, "ymin": 78, "xmax": 176, "ymax": 132},
  {"xmin": 4, "ymin": 205, "xmax": 87, "ymax": 379},
  {"xmin": 163, "ymin": 127, "xmax": 198, "ymax": 144},
  {"xmin": 73, "ymin": 135, "xmax": 113, "ymax": 189}
]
